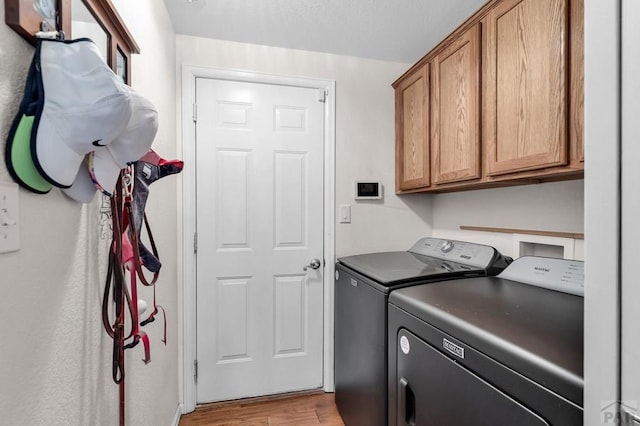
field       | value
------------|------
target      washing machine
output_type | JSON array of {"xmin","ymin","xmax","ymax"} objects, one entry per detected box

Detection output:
[
  {"xmin": 387, "ymin": 256, "xmax": 584, "ymax": 425},
  {"xmin": 334, "ymin": 237, "xmax": 512, "ymax": 426}
]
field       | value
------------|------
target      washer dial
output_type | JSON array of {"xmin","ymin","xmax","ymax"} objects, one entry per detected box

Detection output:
[{"xmin": 441, "ymin": 240, "xmax": 454, "ymax": 253}]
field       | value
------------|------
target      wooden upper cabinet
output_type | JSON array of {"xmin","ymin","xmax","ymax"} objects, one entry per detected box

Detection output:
[
  {"xmin": 570, "ymin": 0, "xmax": 584, "ymax": 164},
  {"xmin": 431, "ymin": 23, "xmax": 482, "ymax": 184},
  {"xmin": 484, "ymin": 0, "xmax": 569, "ymax": 176},
  {"xmin": 395, "ymin": 64, "xmax": 430, "ymax": 191},
  {"xmin": 393, "ymin": 0, "xmax": 582, "ymax": 193}
]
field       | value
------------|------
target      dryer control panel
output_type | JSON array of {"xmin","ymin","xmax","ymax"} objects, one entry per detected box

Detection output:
[
  {"xmin": 497, "ymin": 256, "xmax": 584, "ymax": 296},
  {"xmin": 408, "ymin": 238, "xmax": 498, "ymax": 269}
]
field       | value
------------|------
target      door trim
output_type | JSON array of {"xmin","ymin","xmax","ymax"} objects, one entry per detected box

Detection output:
[{"xmin": 179, "ymin": 65, "xmax": 336, "ymax": 413}]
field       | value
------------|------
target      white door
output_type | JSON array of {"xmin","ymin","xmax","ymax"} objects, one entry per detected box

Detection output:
[{"xmin": 195, "ymin": 77, "xmax": 325, "ymax": 403}]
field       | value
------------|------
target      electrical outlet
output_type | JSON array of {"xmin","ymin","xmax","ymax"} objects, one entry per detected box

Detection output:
[{"xmin": 0, "ymin": 182, "xmax": 20, "ymax": 253}]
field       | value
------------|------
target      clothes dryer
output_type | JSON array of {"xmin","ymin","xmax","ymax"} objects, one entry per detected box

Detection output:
[{"xmin": 387, "ymin": 256, "xmax": 584, "ymax": 425}]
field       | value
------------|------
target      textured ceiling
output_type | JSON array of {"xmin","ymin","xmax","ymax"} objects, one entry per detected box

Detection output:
[{"xmin": 162, "ymin": 0, "xmax": 487, "ymax": 63}]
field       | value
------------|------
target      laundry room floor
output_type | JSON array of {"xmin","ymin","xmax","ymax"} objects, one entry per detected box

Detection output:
[{"xmin": 179, "ymin": 390, "xmax": 344, "ymax": 425}]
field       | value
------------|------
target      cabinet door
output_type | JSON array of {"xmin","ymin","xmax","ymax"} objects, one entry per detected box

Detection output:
[
  {"xmin": 570, "ymin": 0, "xmax": 584, "ymax": 164},
  {"xmin": 484, "ymin": 0, "xmax": 568, "ymax": 176},
  {"xmin": 395, "ymin": 64, "xmax": 430, "ymax": 191},
  {"xmin": 432, "ymin": 23, "xmax": 482, "ymax": 184}
]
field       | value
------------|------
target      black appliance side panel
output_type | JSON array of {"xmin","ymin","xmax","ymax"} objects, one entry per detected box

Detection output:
[
  {"xmin": 396, "ymin": 329, "xmax": 549, "ymax": 426},
  {"xmin": 335, "ymin": 264, "xmax": 387, "ymax": 426}
]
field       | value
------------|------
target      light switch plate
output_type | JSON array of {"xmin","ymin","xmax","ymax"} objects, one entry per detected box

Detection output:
[
  {"xmin": 0, "ymin": 182, "xmax": 20, "ymax": 253},
  {"xmin": 339, "ymin": 204, "xmax": 351, "ymax": 223}
]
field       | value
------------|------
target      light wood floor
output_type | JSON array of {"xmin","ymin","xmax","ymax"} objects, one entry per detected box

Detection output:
[{"xmin": 179, "ymin": 390, "xmax": 345, "ymax": 426}]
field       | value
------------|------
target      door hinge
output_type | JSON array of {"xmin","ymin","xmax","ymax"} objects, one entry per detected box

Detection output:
[
  {"xmin": 194, "ymin": 360, "xmax": 198, "ymax": 382},
  {"xmin": 317, "ymin": 89, "xmax": 327, "ymax": 103},
  {"xmin": 193, "ymin": 232, "xmax": 198, "ymax": 254},
  {"xmin": 192, "ymin": 103, "xmax": 197, "ymax": 122}
]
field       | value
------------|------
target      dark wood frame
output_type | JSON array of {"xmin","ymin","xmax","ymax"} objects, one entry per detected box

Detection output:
[{"xmin": 5, "ymin": 0, "xmax": 139, "ymax": 83}]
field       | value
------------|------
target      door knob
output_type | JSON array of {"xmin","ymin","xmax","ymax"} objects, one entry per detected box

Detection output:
[{"xmin": 303, "ymin": 258, "xmax": 321, "ymax": 271}]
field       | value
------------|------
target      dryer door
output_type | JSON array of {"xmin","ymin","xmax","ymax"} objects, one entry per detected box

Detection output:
[{"xmin": 395, "ymin": 330, "xmax": 549, "ymax": 426}]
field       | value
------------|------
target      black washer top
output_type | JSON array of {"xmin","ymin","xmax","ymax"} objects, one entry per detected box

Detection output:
[
  {"xmin": 389, "ymin": 277, "xmax": 584, "ymax": 405},
  {"xmin": 337, "ymin": 251, "xmax": 479, "ymax": 287}
]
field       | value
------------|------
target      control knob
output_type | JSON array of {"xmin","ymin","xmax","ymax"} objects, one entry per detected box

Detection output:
[{"xmin": 441, "ymin": 240, "xmax": 454, "ymax": 253}]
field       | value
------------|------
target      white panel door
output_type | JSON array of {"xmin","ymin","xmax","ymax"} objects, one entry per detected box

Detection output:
[{"xmin": 195, "ymin": 77, "xmax": 325, "ymax": 403}]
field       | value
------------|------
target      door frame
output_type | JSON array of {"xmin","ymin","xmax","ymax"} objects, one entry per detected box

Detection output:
[
  {"xmin": 179, "ymin": 65, "xmax": 336, "ymax": 413},
  {"xmin": 583, "ymin": 0, "xmax": 621, "ymax": 423}
]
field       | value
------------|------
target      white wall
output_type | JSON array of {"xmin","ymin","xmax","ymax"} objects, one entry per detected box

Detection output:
[
  {"xmin": 175, "ymin": 36, "xmax": 434, "ymax": 258},
  {"xmin": 431, "ymin": 180, "xmax": 584, "ymax": 259},
  {"xmin": 0, "ymin": 1, "xmax": 179, "ymax": 425}
]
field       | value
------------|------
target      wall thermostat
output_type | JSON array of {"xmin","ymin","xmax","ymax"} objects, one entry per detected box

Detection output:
[{"xmin": 354, "ymin": 181, "xmax": 382, "ymax": 200}]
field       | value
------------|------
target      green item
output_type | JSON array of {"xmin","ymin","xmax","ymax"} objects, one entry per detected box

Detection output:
[
  {"xmin": 5, "ymin": 49, "xmax": 52, "ymax": 194},
  {"xmin": 6, "ymin": 114, "xmax": 52, "ymax": 194}
]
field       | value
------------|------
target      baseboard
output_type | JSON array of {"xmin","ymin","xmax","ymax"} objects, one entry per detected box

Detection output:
[{"xmin": 171, "ymin": 403, "xmax": 184, "ymax": 426}]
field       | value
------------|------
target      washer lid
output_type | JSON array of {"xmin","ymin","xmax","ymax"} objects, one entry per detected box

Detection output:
[
  {"xmin": 337, "ymin": 251, "xmax": 479, "ymax": 286},
  {"xmin": 389, "ymin": 276, "xmax": 584, "ymax": 406},
  {"xmin": 337, "ymin": 238, "xmax": 506, "ymax": 286}
]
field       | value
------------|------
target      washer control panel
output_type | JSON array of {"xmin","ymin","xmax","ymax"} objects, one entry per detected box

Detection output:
[
  {"xmin": 441, "ymin": 240, "xmax": 454, "ymax": 253},
  {"xmin": 409, "ymin": 238, "xmax": 497, "ymax": 269}
]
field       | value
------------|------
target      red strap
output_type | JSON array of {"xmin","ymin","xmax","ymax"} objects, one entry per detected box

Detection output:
[
  {"xmin": 102, "ymin": 167, "xmax": 169, "ymax": 426},
  {"xmin": 138, "ymin": 331, "xmax": 151, "ymax": 364},
  {"xmin": 121, "ymin": 243, "xmax": 155, "ymax": 364},
  {"xmin": 127, "ymin": 260, "xmax": 139, "ymax": 336},
  {"xmin": 108, "ymin": 185, "xmax": 127, "ymax": 385},
  {"xmin": 140, "ymin": 302, "xmax": 167, "ymax": 345},
  {"xmin": 126, "ymin": 202, "xmax": 159, "ymax": 286}
]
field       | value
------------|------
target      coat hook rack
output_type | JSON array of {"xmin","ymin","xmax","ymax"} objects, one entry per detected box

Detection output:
[{"xmin": 5, "ymin": 0, "xmax": 70, "ymax": 45}]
